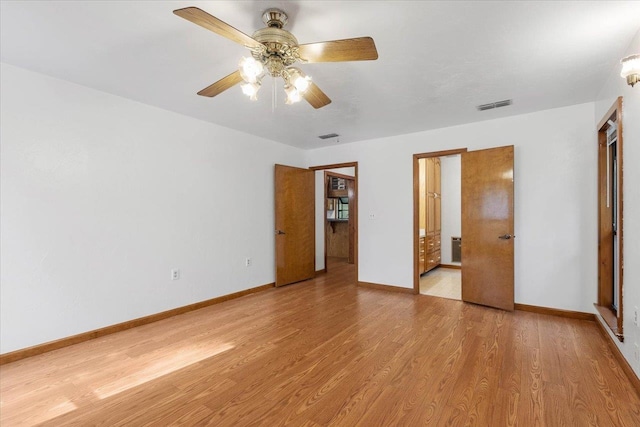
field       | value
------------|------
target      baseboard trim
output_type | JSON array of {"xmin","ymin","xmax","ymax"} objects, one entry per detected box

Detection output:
[
  {"xmin": 594, "ymin": 315, "xmax": 640, "ymax": 397},
  {"xmin": 514, "ymin": 303, "xmax": 595, "ymax": 321},
  {"xmin": 315, "ymin": 268, "xmax": 327, "ymax": 276},
  {"xmin": 439, "ymin": 264, "xmax": 461, "ymax": 270},
  {"xmin": 0, "ymin": 282, "xmax": 275, "ymax": 365},
  {"xmin": 358, "ymin": 281, "xmax": 416, "ymax": 294}
]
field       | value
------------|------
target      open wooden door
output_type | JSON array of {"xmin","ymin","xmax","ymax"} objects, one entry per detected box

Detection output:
[
  {"xmin": 347, "ymin": 179, "xmax": 356, "ymax": 264},
  {"xmin": 275, "ymin": 164, "xmax": 315, "ymax": 287},
  {"xmin": 461, "ymin": 146, "xmax": 514, "ymax": 311}
]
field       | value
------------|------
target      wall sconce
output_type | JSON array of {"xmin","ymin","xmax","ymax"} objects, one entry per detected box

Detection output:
[{"xmin": 620, "ymin": 54, "xmax": 640, "ymax": 87}]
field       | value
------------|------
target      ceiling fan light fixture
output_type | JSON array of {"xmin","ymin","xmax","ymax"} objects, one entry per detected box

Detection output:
[
  {"xmin": 284, "ymin": 85, "xmax": 302, "ymax": 104},
  {"xmin": 287, "ymin": 67, "xmax": 311, "ymax": 94},
  {"xmin": 238, "ymin": 56, "xmax": 264, "ymax": 83},
  {"xmin": 174, "ymin": 6, "xmax": 378, "ymax": 109},
  {"xmin": 620, "ymin": 54, "xmax": 640, "ymax": 87},
  {"xmin": 241, "ymin": 81, "xmax": 261, "ymax": 101},
  {"xmin": 294, "ymin": 75, "xmax": 311, "ymax": 93}
]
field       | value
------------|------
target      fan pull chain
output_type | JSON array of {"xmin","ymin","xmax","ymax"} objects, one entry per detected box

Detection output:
[{"xmin": 272, "ymin": 76, "xmax": 276, "ymax": 112}]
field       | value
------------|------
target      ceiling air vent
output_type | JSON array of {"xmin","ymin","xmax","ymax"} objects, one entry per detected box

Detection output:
[
  {"xmin": 318, "ymin": 133, "xmax": 340, "ymax": 140},
  {"xmin": 476, "ymin": 99, "xmax": 512, "ymax": 111}
]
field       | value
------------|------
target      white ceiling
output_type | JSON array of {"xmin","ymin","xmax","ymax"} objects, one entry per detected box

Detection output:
[{"xmin": 2, "ymin": 1, "xmax": 639, "ymax": 149}]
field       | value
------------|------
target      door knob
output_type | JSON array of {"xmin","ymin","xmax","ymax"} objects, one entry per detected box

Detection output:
[
  {"xmin": 498, "ymin": 234, "xmax": 511, "ymax": 240},
  {"xmin": 275, "ymin": 230, "xmax": 286, "ymax": 235}
]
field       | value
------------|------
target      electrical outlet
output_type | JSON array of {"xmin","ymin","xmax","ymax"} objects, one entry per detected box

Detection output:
[
  {"xmin": 245, "ymin": 258, "xmax": 252, "ymax": 267},
  {"xmin": 369, "ymin": 213, "xmax": 376, "ymax": 220},
  {"xmin": 171, "ymin": 269, "xmax": 180, "ymax": 280},
  {"xmin": 634, "ymin": 343, "xmax": 640, "ymax": 363},
  {"xmin": 634, "ymin": 306, "xmax": 639, "ymax": 327}
]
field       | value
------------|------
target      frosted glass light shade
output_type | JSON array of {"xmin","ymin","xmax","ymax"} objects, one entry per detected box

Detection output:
[
  {"xmin": 293, "ymin": 75, "xmax": 310, "ymax": 93},
  {"xmin": 284, "ymin": 85, "xmax": 301, "ymax": 104},
  {"xmin": 240, "ymin": 82, "xmax": 260, "ymax": 101},
  {"xmin": 287, "ymin": 67, "xmax": 311, "ymax": 94},
  {"xmin": 620, "ymin": 54, "xmax": 640, "ymax": 87},
  {"xmin": 239, "ymin": 57, "xmax": 264, "ymax": 83}
]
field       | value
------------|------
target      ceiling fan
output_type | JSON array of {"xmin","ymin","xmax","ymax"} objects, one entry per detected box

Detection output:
[{"xmin": 174, "ymin": 7, "xmax": 378, "ymax": 109}]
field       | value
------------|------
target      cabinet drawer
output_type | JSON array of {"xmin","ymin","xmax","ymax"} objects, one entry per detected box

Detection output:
[
  {"xmin": 426, "ymin": 236, "xmax": 436, "ymax": 251},
  {"xmin": 419, "ymin": 237, "xmax": 426, "ymax": 274},
  {"xmin": 419, "ymin": 256, "xmax": 426, "ymax": 273},
  {"xmin": 427, "ymin": 250, "xmax": 441, "ymax": 269},
  {"xmin": 426, "ymin": 233, "xmax": 441, "ymax": 253}
]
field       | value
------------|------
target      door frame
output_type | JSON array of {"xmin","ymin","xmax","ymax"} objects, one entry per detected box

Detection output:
[
  {"xmin": 324, "ymin": 171, "xmax": 356, "ymax": 267},
  {"xmin": 413, "ymin": 149, "xmax": 467, "ymax": 294},
  {"xmin": 309, "ymin": 162, "xmax": 359, "ymax": 281},
  {"xmin": 595, "ymin": 97, "xmax": 624, "ymax": 341}
]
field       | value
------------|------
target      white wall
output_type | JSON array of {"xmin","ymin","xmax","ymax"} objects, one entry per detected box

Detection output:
[
  {"xmin": 0, "ymin": 63, "xmax": 305, "ymax": 353},
  {"xmin": 314, "ymin": 167, "xmax": 355, "ymax": 271},
  {"xmin": 306, "ymin": 102, "xmax": 597, "ymax": 313},
  {"xmin": 440, "ymin": 155, "xmax": 461, "ymax": 265},
  {"xmin": 594, "ymin": 29, "xmax": 640, "ymax": 377}
]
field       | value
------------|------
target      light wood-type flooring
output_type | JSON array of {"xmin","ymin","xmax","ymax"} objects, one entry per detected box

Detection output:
[
  {"xmin": 420, "ymin": 267, "xmax": 461, "ymax": 300},
  {"xmin": 2, "ymin": 259, "xmax": 640, "ymax": 426}
]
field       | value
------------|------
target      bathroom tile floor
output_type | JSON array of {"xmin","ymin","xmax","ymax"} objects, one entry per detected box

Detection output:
[{"xmin": 419, "ymin": 267, "xmax": 461, "ymax": 300}]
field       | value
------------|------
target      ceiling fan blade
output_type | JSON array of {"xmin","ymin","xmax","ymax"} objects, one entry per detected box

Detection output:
[
  {"xmin": 174, "ymin": 7, "xmax": 262, "ymax": 49},
  {"xmin": 297, "ymin": 37, "xmax": 378, "ymax": 63},
  {"xmin": 197, "ymin": 70, "xmax": 244, "ymax": 97},
  {"xmin": 302, "ymin": 82, "xmax": 332, "ymax": 109}
]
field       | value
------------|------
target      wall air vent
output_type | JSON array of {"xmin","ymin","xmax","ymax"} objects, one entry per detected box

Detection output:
[
  {"xmin": 476, "ymin": 99, "xmax": 512, "ymax": 111},
  {"xmin": 318, "ymin": 133, "xmax": 340, "ymax": 140},
  {"xmin": 452, "ymin": 237, "xmax": 462, "ymax": 263}
]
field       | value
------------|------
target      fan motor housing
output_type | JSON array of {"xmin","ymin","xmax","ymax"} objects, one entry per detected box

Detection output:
[
  {"xmin": 262, "ymin": 8, "xmax": 288, "ymax": 28},
  {"xmin": 251, "ymin": 26, "xmax": 299, "ymax": 74}
]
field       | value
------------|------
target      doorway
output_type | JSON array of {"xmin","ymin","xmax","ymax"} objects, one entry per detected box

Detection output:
[
  {"xmin": 309, "ymin": 162, "xmax": 358, "ymax": 277},
  {"xmin": 274, "ymin": 162, "xmax": 358, "ymax": 286},
  {"xmin": 415, "ymin": 150, "xmax": 464, "ymax": 300},
  {"xmin": 413, "ymin": 146, "xmax": 515, "ymax": 311},
  {"xmin": 324, "ymin": 171, "xmax": 355, "ymax": 267},
  {"xmin": 420, "ymin": 155, "xmax": 462, "ymax": 300}
]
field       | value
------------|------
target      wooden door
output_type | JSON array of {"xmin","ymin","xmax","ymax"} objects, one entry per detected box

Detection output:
[
  {"xmin": 347, "ymin": 179, "xmax": 356, "ymax": 264},
  {"xmin": 275, "ymin": 165, "xmax": 315, "ymax": 287},
  {"xmin": 461, "ymin": 146, "xmax": 514, "ymax": 311},
  {"xmin": 434, "ymin": 158, "xmax": 441, "ymax": 233}
]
